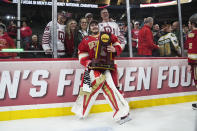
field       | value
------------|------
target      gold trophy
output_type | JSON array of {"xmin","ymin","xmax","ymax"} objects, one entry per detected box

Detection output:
[{"xmin": 89, "ymin": 32, "xmax": 115, "ymax": 70}]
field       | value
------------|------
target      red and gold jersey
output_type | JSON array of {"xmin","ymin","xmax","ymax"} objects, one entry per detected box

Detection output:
[
  {"xmin": 78, "ymin": 34, "xmax": 122, "ymax": 67},
  {"xmin": 185, "ymin": 29, "xmax": 197, "ymax": 64}
]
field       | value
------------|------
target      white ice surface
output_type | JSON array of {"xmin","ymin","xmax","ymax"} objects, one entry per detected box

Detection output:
[{"xmin": 0, "ymin": 102, "xmax": 197, "ymax": 131}]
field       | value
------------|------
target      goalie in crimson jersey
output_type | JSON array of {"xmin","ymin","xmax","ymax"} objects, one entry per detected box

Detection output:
[
  {"xmin": 71, "ymin": 20, "xmax": 131, "ymax": 124},
  {"xmin": 185, "ymin": 13, "xmax": 197, "ymax": 110}
]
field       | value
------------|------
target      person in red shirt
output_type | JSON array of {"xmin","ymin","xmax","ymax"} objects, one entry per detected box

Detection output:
[
  {"xmin": 72, "ymin": 20, "xmax": 131, "ymax": 124},
  {"xmin": 138, "ymin": 17, "xmax": 159, "ymax": 56},
  {"xmin": 0, "ymin": 24, "xmax": 17, "ymax": 59},
  {"xmin": 131, "ymin": 21, "xmax": 140, "ymax": 56},
  {"xmin": 7, "ymin": 21, "xmax": 17, "ymax": 43},
  {"xmin": 185, "ymin": 13, "xmax": 197, "ymax": 110},
  {"xmin": 20, "ymin": 21, "xmax": 32, "ymax": 50}
]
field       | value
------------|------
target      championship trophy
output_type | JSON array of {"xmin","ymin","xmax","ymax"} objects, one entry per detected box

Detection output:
[{"xmin": 89, "ymin": 32, "xmax": 115, "ymax": 70}]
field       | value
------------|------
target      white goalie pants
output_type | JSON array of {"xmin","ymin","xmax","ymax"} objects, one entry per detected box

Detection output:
[{"xmin": 72, "ymin": 70, "xmax": 130, "ymax": 121}]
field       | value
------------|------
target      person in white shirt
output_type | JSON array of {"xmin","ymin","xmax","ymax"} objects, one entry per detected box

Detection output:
[
  {"xmin": 99, "ymin": 8, "xmax": 126, "ymax": 50},
  {"xmin": 42, "ymin": 11, "xmax": 67, "ymax": 58}
]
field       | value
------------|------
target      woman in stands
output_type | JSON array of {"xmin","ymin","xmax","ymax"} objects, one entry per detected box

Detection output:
[{"xmin": 64, "ymin": 19, "xmax": 79, "ymax": 58}]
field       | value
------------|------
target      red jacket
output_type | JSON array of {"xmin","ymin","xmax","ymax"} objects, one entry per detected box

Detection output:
[
  {"xmin": 78, "ymin": 33, "xmax": 122, "ymax": 87},
  {"xmin": 185, "ymin": 29, "xmax": 197, "ymax": 65},
  {"xmin": 7, "ymin": 25, "xmax": 17, "ymax": 39},
  {"xmin": 20, "ymin": 26, "xmax": 32, "ymax": 38},
  {"xmin": 0, "ymin": 33, "xmax": 17, "ymax": 58},
  {"xmin": 138, "ymin": 25, "xmax": 158, "ymax": 56}
]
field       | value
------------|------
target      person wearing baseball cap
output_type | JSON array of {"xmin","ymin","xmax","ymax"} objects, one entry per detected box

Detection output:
[
  {"xmin": 58, "ymin": 11, "xmax": 68, "ymax": 24},
  {"xmin": 42, "ymin": 10, "xmax": 67, "ymax": 58},
  {"xmin": 85, "ymin": 13, "xmax": 93, "ymax": 25},
  {"xmin": 85, "ymin": 13, "xmax": 93, "ymax": 18}
]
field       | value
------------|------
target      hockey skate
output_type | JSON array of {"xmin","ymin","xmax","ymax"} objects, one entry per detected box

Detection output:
[
  {"xmin": 117, "ymin": 113, "xmax": 132, "ymax": 125},
  {"xmin": 192, "ymin": 103, "xmax": 197, "ymax": 110}
]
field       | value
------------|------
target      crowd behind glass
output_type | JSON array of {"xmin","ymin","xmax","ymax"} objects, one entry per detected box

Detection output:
[{"xmin": 0, "ymin": 10, "xmax": 190, "ymax": 59}]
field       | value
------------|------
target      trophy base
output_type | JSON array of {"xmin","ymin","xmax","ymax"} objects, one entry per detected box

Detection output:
[{"xmin": 89, "ymin": 61, "xmax": 115, "ymax": 71}]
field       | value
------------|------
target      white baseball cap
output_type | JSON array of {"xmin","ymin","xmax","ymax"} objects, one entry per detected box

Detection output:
[{"xmin": 85, "ymin": 13, "xmax": 93, "ymax": 18}]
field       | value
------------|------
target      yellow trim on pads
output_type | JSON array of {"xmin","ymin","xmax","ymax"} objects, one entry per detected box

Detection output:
[
  {"xmin": 0, "ymin": 94, "xmax": 197, "ymax": 121},
  {"xmin": 95, "ymin": 41, "xmax": 99, "ymax": 59}
]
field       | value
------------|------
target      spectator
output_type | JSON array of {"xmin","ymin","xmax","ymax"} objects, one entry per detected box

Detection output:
[
  {"xmin": 131, "ymin": 21, "xmax": 140, "ymax": 56},
  {"xmin": 85, "ymin": 13, "xmax": 93, "ymax": 33},
  {"xmin": 0, "ymin": 18, "xmax": 6, "ymax": 32},
  {"xmin": 172, "ymin": 21, "xmax": 186, "ymax": 44},
  {"xmin": 20, "ymin": 21, "xmax": 32, "ymax": 50},
  {"xmin": 152, "ymin": 24, "xmax": 161, "ymax": 56},
  {"xmin": 183, "ymin": 25, "xmax": 190, "ymax": 41},
  {"xmin": 99, "ymin": 8, "xmax": 126, "ymax": 50},
  {"xmin": 124, "ymin": 21, "xmax": 133, "ymax": 39},
  {"xmin": 26, "ymin": 34, "xmax": 45, "ymax": 58},
  {"xmin": 0, "ymin": 23, "xmax": 17, "ymax": 59},
  {"xmin": 138, "ymin": 17, "xmax": 159, "ymax": 57},
  {"xmin": 64, "ymin": 19, "xmax": 79, "ymax": 58},
  {"xmin": 118, "ymin": 22, "xmax": 124, "ymax": 34},
  {"xmin": 78, "ymin": 17, "xmax": 88, "ymax": 43},
  {"xmin": 85, "ymin": 13, "xmax": 93, "ymax": 25},
  {"xmin": 157, "ymin": 23, "xmax": 181, "ymax": 57},
  {"xmin": 7, "ymin": 20, "xmax": 17, "ymax": 44},
  {"xmin": 152, "ymin": 24, "xmax": 161, "ymax": 43},
  {"xmin": 171, "ymin": 21, "xmax": 180, "ymax": 39},
  {"xmin": 42, "ymin": 11, "xmax": 67, "ymax": 58},
  {"xmin": 183, "ymin": 25, "xmax": 190, "ymax": 35},
  {"xmin": 118, "ymin": 22, "xmax": 127, "ymax": 37}
]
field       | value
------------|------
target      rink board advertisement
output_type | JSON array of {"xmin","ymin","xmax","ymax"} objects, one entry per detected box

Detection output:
[{"xmin": 0, "ymin": 58, "xmax": 197, "ymax": 121}]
